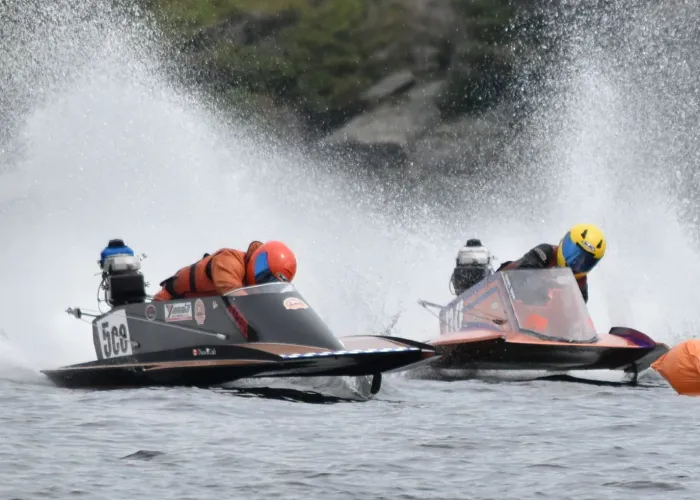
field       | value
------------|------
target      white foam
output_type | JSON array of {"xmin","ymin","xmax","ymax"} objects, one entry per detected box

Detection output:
[{"xmin": 2, "ymin": 0, "xmax": 699, "ymax": 379}]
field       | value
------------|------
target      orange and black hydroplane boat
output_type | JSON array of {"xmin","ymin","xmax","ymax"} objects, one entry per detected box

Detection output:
[{"xmin": 418, "ymin": 268, "xmax": 669, "ymax": 382}]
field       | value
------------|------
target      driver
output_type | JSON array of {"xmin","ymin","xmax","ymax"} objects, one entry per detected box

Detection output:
[
  {"xmin": 152, "ymin": 240, "xmax": 297, "ymax": 301},
  {"xmin": 496, "ymin": 223, "xmax": 607, "ymax": 303}
]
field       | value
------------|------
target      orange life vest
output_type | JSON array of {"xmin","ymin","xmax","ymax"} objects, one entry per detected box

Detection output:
[{"xmin": 154, "ymin": 242, "xmax": 262, "ymax": 300}]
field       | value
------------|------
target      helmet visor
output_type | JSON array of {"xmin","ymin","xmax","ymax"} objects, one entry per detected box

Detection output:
[
  {"xmin": 560, "ymin": 233, "xmax": 601, "ymax": 274},
  {"xmin": 253, "ymin": 252, "xmax": 288, "ymax": 284}
]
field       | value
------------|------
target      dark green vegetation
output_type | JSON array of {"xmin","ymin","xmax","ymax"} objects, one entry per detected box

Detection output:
[{"xmin": 151, "ymin": 0, "xmax": 545, "ymax": 131}]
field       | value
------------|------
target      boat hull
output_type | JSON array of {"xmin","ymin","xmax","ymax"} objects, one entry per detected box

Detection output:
[
  {"xmin": 430, "ymin": 335, "xmax": 669, "ymax": 372},
  {"xmin": 41, "ymin": 336, "xmax": 437, "ymax": 389}
]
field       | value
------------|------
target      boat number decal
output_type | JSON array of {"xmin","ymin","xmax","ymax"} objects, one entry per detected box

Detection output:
[
  {"xmin": 445, "ymin": 299, "xmax": 464, "ymax": 332},
  {"xmin": 99, "ymin": 309, "xmax": 133, "ymax": 359}
]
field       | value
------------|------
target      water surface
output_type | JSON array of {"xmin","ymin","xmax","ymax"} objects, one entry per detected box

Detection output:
[{"xmin": 0, "ymin": 370, "xmax": 694, "ymax": 500}]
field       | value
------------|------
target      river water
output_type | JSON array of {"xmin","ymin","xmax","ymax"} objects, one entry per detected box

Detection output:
[{"xmin": 0, "ymin": 368, "xmax": 694, "ymax": 500}]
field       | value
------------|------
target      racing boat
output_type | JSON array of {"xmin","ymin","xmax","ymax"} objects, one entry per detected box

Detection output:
[
  {"xmin": 417, "ymin": 267, "xmax": 669, "ymax": 382},
  {"xmin": 41, "ymin": 241, "xmax": 437, "ymax": 393}
]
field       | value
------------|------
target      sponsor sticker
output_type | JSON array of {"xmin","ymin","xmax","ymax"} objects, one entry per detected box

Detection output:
[
  {"xmin": 145, "ymin": 304, "xmax": 157, "ymax": 321},
  {"xmin": 194, "ymin": 298, "xmax": 206, "ymax": 325},
  {"xmin": 581, "ymin": 240, "xmax": 595, "ymax": 253},
  {"xmin": 192, "ymin": 347, "xmax": 216, "ymax": 356},
  {"xmin": 165, "ymin": 302, "xmax": 193, "ymax": 322},
  {"xmin": 283, "ymin": 297, "xmax": 308, "ymax": 310},
  {"xmin": 534, "ymin": 247, "xmax": 547, "ymax": 262}
]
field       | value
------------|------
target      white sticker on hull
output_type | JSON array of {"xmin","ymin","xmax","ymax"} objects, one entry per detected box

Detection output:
[
  {"xmin": 98, "ymin": 309, "xmax": 134, "ymax": 359},
  {"xmin": 165, "ymin": 302, "xmax": 193, "ymax": 322}
]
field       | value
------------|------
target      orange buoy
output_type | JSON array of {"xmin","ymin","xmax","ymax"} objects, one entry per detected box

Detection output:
[{"xmin": 652, "ymin": 339, "xmax": 700, "ymax": 396}]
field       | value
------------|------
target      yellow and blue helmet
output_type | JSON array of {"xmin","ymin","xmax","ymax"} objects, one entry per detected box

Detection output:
[{"xmin": 556, "ymin": 223, "xmax": 606, "ymax": 278}]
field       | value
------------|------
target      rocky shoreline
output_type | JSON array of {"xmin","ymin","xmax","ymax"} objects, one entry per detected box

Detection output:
[
  {"xmin": 2, "ymin": 0, "xmax": 557, "ymax": 176},
  {"xmin": 152, "ymin": 0, "xmax": 552, "ymax": 176}
]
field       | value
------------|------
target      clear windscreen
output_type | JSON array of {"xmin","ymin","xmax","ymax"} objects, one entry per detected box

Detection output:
[{"xmin": 501, "ymin": 268, "xmax": 599, "ymax": 343}]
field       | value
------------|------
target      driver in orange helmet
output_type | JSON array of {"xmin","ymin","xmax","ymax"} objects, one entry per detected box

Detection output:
[{"xmin": 152, "ymin": 240, "xmax": 297, "ymax": 301}]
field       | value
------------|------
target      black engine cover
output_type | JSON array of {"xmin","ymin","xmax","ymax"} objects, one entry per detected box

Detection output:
[{"xmin": 108, "ymin": 272, "xmax": 146, "ymax": 306}]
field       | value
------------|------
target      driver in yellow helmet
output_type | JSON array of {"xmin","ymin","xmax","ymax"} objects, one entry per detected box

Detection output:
[{"xmin": 496, "ymin": 223, "xmax": 607, "ymax": 303}]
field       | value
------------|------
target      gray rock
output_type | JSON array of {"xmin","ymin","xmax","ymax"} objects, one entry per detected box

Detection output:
[
  {"xmin": 319, "ymin": 80, "xmax": 446, "ymax": 167},
  {"xmin": 360, "ymin": 70, "xmax": 416, "ymax": 105},
  {"xmin": 408, "ymin": 103, "xmax": 514, "ymax": 175}
]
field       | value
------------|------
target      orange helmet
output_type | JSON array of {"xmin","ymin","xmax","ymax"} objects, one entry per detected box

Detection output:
[{"xmin": 245, "ymin": 241, "xmax": 297, "ymax": 286}]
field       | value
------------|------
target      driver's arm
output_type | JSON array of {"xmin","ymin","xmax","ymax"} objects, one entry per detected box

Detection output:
[
  {"xmin": 578, "ymin": 279, "xmax": 589, "ymax": 303},
  {"xmin": 501, "ymin": 244, "xmax": 555, "ymax": 271}
]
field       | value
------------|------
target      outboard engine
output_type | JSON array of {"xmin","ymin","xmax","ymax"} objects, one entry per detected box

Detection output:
[
  {"xmin": 98, "ymin": 239, "xmax": 146, "ymax": 307},
  {"xmin": 450, "ymin": 238, "xmax": 494, "ymax": 296}
]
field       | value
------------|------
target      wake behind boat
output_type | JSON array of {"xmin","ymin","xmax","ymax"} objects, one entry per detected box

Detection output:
[
  {"xmin": 41, "ymin": 242, "xmax": 437, "ymax": 393},
  {"xmin": 418, "ymin": 267, "xmax": 668, "ymax": 383}
]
